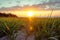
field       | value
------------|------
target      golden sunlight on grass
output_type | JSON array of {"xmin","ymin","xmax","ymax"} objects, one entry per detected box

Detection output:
[{"xmin": 29, "ymin": 26, "xmax": 33, "ymax": 32}]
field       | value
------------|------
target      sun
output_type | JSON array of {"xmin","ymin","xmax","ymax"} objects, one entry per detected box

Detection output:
[{"xmin": 27, "ymin": 12, "xmax": 33, "ymax": 17}]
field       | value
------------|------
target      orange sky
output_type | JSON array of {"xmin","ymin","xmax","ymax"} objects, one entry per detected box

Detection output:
[
  {"xmin": 0, "ymin": 6, "xmax": 60, "ymax": 17},
  {"xmin": 4, "ymin": 10, "xmax": 60, "ymax": 17}
]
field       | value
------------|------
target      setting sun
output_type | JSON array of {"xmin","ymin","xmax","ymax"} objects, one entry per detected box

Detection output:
[{"xmin": 27, "ymin": 12, "xmax": 33, "ymax": 17}]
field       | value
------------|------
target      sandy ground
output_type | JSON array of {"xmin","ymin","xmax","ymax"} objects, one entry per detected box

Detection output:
[{"xmin": 0, "ymin": 31, "xmax": 35, "ymax": 40}]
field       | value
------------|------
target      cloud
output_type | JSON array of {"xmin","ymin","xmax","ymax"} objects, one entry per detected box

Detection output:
[
  {"xmin": 0, "ymin": 3, "xmax": 60, "ymax": 12},
  {"xmin": 49, "ymin": 0, "xmax": 60, "ymax": 2}
]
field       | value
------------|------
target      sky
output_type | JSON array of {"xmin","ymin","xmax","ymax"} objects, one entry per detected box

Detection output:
[
  {"xmin": 0, "ymin": 0, "xmax": 60, "ymax": 17},
  {"xmin": 0, "ymin": 0, "xmax": 49, "ymax": 7},
  {"xmin": 0, "ymin": 0, "xmax": 60, "ymax": 8}
]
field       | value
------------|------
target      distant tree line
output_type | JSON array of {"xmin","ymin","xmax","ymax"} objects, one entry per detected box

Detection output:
[{"xmin": 0, "ymin": 13, "xmax": 17, "ymax": 17}]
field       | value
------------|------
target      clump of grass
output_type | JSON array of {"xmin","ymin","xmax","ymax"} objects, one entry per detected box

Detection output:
[{"xmin": 0, "ymin": 17, "xmax": 24, "ymax": 40}]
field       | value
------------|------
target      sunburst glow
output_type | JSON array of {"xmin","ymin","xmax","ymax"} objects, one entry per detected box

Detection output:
[{"xmin": 27, "ymin": 11, "xmax": 33, "ymax": 17}]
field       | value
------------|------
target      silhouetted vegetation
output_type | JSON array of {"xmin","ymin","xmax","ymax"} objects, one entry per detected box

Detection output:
[{"xmin": 0, "ymin": 13, "xmax": 17, "ymax": 17}]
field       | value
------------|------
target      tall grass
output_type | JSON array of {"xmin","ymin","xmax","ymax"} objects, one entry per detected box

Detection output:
[
  {"xmin": 0, "ymin": 17, "xmax": 60, "ymax": 40},
  {"xmin": 33, "ymin": 9, "xmax": 60, "ymax": 40},
  {"xmin": 0, "ymin": 17, "xmax": 24, "ymax": 40}
]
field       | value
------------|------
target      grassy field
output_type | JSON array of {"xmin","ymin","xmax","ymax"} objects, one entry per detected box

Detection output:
[{"xmin": 0, "ymin": 17, "xmax": 60, "ymax": 40}]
